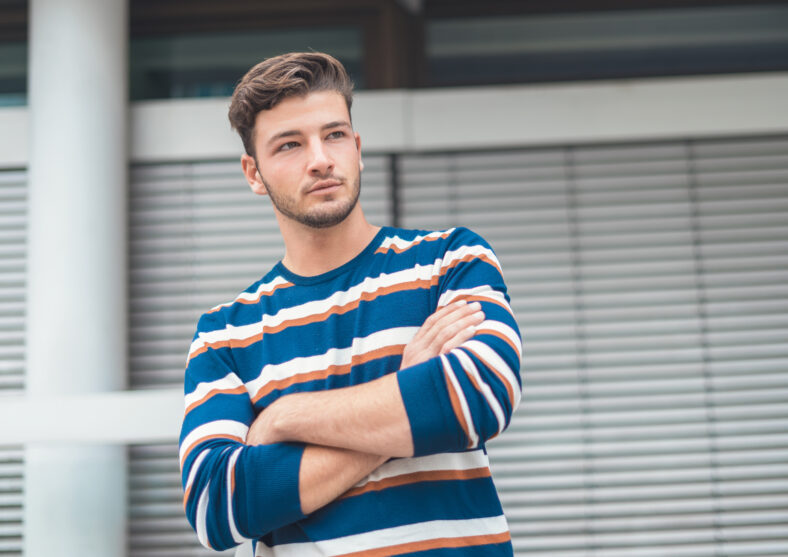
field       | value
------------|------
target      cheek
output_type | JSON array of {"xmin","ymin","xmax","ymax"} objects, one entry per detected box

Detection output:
[{"xmin": 266, "ymin": 160, "xmax": 301, "ymax": 183}]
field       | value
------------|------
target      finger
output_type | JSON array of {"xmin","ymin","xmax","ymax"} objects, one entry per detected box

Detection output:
[
  {"xmin": 430, "ymin": 309, "xmax": 485, "ymax": 351},
  {"xmin": 440, "ymin": 325, "xmax": 477, "ymax": 354},
  {"xmin": 415, "ymin": 300, "xmax": 465, "ymax": 335},
  {"xmin": 433, "ymin": 301, "xmax": 480, "ymax": 329},
  {"xmin": 416, "ymin": 300, "xmax": 471, "ymax": 344},
  {"xmin": 427, "ymin": 302, "xmax": 482, "ymax": 341},
  {"xmin": 402, "ymin": 307, "xmax": 484, "ymax": 368}
]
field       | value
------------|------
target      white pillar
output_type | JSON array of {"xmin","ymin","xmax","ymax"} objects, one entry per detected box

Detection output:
[{"xmin": 25, "ymin": 0, "xmax": 128, "ymax": 554}]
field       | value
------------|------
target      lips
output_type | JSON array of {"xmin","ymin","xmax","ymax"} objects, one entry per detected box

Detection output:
[{"xmin": 307, "ymin": 179, "xmax": 342, "ymax": 194}]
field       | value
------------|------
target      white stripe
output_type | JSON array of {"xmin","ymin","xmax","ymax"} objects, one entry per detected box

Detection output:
[
  {"xmin": 261, "ymin": 515, "xmax": 509, "ymax": 557},
  {"xmin": 438, "ymin": 286, "xmax": 514, "ymax": 316},
  {"xmin": 245, "ymin": 327, "xmax": 417, "ymax": 397},
  {"xmin": 189, "ymin": 265, "xmax": 438, "ymax": 358},
  {"xmin": 476, "ymin": 319, "xmax": 522, "ymax": 357},
  {"xmin": 440, "ymin": 244, "xmax": 502, "ymax": 274},
  {"xmin": 366, "ymin": 451, "xmax": 489, "ymax": 481},
  {"xmin": 189, "ymin": 245, "xmax": 500, "ymax": 359},
  {"xmin": 441, "ymin": 354, "xmax": 479, "ymax": 449},
  {"xmin": 454, "ymin": 348, "xmax": 507, "ymax": 435},
  {"xmin": 183, "ymin": 448, "xmax": 210, "ymax": 498},
  {"xmin": 377, "ymin": 228, "xmax": 455, "ymax": 251},
  {"xmin": 236, "ymin": 541, "xmax": 256, "ymax": 556},
  {"xmin": 351, "ymin": 450, "xmax": 489, "ymax": 489},
  {"xmin": 226, "ymin": 447, "xmax": 246, "ymax": 544},
  {"xmin": 464, "ymin": 340, "xmax": 522, "ymax": 411},
  {"xmin": 188, "ymin": 321, "xmax": 261, "ymax": 359},
  {"xmin": 196, "ymin": 482, "xmax": 212, "ymax": 549},
  {"xmin": 180, "ymin": 420, "xmax": 249, "ymax": 464},
  {"xmin": 210, "ymin": 276, "xmax": 292, "ymax": 311},
  {"xmin": 184, "ymin": 373, "xmax": 245, "ymax": 411}
]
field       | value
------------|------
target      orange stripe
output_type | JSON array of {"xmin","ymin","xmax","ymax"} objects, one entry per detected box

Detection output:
[
  {"xmin": 464, "ymin": 346, "xmax": 515, "ymax": 410},
  {"xmin": 465, "ymin": 253, "xmax": 503, "ymax": 277},
  {"xmin": 188, "ymin": 253, "xmax": 500, "ymax": 363},
  {"xmin": 188, "ymin": 277, "xmax": 436, "ymax": 362},
  {"xmin": 185, "ymin": 385, "xmax": 248, "ymax": 415},
  {"xmin": 442, "ymin": 366, "xmax": 472, "ymax": 448},
  {"xmin": 453, "ymin": 293, "xmax": 512, "ymax": 316},
  {"xmin": 207, "ymin": 282, "xmax": 293, "ymax": 313},
  {"xmin": 456, "ymin": 352, "xmax": 486, "ymax": 395},
  {"xmin": 475, "ymin": 328, "xmax": 519, "ymax": 356},
  {"xmin": 341, "ymin": 466, "xmax": 491, "ymax": 499},
  {"xmin": 182, "ymin": 485, "xmax": 192, "ymax": 509},
  {"xmin": 180, "ymin": 433, "xmax": 244, "ymax": 468},
  {"xmin": 337, "ymin": 531, "xmax": 511, "ymax": 557},
  {"xmin": 375, "ymin": 231, "xmax": 452, "ymax": 254},
  {"xmin": 251, "ymin": 344, "xmax": 405, "ymax": 403}
]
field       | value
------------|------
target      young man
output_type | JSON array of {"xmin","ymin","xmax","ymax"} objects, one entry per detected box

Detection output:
[{"xmin": 179, "ymin": 52, "xmax": 523, "ymax": 556}]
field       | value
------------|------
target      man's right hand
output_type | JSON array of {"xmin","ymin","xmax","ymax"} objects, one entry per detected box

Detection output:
[{"xmin": 400, "ymin": 300, "xmax": 485, "ymax": 369}]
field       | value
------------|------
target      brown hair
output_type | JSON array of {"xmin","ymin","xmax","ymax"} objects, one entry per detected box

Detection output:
[{"xmin": 228, "ymin": 52, "xmax": 354, "ymax": 156}]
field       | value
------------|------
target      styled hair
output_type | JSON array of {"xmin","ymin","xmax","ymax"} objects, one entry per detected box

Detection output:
[{"xmin": 228, "ymin": 52, "xmax": 354, "ymax": 156}]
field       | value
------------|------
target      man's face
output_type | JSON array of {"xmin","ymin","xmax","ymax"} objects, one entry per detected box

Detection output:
[{"xmin": 242, "ymin": 90, "xmax": 362, "ymax": 229}]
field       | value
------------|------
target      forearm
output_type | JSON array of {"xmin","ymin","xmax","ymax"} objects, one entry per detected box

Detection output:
[
  {"xmin": 299, "ymin": 445, "xmax": 387, "ymax": 514},
  {"xmin": 251, "ymin": 373, "xmax": 414, "ymax": 457}
]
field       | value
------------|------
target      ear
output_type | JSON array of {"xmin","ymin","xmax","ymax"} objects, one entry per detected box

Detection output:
[
  {"xmin": 241, "ymin": 153, "xmax": 268, "ymax": 196},
  {"xmin": 354, "ymin": 131, "xmax": 364, "ymax": 172}
]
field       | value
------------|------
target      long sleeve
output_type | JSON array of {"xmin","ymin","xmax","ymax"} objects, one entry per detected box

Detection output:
[
  {"xmin": 396, "ymin": 228, "xmax": 523, "ymax": 456},
  {"xmin": 179, "ymin": 312, "xmax": 306, "ymax": 551}
]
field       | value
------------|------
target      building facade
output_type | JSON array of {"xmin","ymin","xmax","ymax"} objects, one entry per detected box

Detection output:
[{"xmin": 1, "ymin": 1, "xmax": 788, "ymax": 555}]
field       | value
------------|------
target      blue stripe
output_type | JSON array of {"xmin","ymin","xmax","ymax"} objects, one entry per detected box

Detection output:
[
  {"xmin": 179, "ymin": 226, "xmax": 521, "ymax": 554},
  {"xmin": 270, "ymin": 476, "xmax": 505, "ymax": 544},
  {"xmin": 406, "ymin": 541, "xmax": 513, "ymax": 557}
]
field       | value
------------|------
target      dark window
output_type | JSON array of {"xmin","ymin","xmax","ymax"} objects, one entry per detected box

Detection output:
[{"xmin": 425, "ymin": 4, "xmax": 788, "ymax": 86}]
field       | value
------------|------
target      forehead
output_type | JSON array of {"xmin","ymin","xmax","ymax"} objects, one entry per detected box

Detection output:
[{"xmin": 254, "ymin": 91, "xmax": 351, "ymax": 142}]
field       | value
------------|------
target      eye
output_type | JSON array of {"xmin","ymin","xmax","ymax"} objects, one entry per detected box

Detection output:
[
  {"xmin": 278, "ymin": 141, "xmax": 299, "ymax": 152},
  {"xmin": 327, "ymin": 130, "xmax": 345, "ymax": 140}
]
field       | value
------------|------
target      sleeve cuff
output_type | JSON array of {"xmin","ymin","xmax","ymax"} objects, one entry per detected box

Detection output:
[
  {"xmin": 397, "ymin": 358, "xmax": 463, "ymax": 456},
  {"xmin": 235, "ymin": 442, "xmax": 306, "ymax": 536}
]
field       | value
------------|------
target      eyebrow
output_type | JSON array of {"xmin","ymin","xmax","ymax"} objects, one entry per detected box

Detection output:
[{"xmin": 266, "ymin": 120, "xmax": 352, "ymax": 147}]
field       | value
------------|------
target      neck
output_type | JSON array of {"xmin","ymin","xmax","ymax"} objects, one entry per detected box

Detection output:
[{"xmin": 277, "ymin": 206, "xmax": 380, "ymax": 277}]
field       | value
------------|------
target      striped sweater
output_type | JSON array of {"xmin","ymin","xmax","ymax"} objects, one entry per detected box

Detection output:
[{"xmin": 179, "ymin": 226, "xmax": 523, "ymax": 556}]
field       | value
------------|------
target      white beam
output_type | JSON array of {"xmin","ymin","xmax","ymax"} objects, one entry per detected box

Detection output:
[
  {"xmin": 0, "ymin": 389, "xmax": 183, "ymax": 444},
  {"xmin": 409, "ymin": 73, "xmax": 788, "ymax": 151},
  {"xmin": 0, "ymin": 107, "xmax": 26, "ymax": 168},
  {"xmin": 1, "ymin": 72, "xmax": 787, "ymax": 168},
  {"xmin": 25, "ymin": 0, "xmax": 128, "ymax": 554}
]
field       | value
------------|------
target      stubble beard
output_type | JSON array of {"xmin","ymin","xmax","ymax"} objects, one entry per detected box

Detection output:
[{"xmin": 261, "ymin": 171, "xmax": 361, "ymax": 229}]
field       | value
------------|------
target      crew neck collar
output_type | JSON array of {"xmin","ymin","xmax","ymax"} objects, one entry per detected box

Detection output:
[{"xmin": 273, "ymin": 226, "xmax": 391, "ymax": 285}]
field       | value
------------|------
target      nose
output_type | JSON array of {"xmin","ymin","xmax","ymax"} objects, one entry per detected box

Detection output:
[{"xmin": 307, "ymin": 139, "xmax": 334, "ymax": 177}]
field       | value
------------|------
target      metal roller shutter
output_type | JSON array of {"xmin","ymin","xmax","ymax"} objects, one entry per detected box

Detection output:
[
  {"xmin": 128, "ymin": 443, "xmax": 234, "ymax": 557},
  {"xmin": 0, "ymin": 169, "xmax": 25, "ymax": 392},
  {"xmin": 0, "ymin": 168, "xmax": 25, "ymax": 556},
  {"xmin": 127, "ymin": 155, "xmax": 392, "ymax": 554},
  {"xmin": 126, "ymin": 137, "xmax": 788, "ymax": 555},
  {"xmin": 691, "ymin": 138, "xmax": 788, "ymax": 556},
  {"xmin": 399, "ymin": 136, "xmax": 788, "ymax": 557},
  {"xmin": 129, "ymin": 160, "xmax": 286, "ymax": 391},
  {"xmin": 0, "ymin": 446, "xmax": 23, "ymax": 557}
]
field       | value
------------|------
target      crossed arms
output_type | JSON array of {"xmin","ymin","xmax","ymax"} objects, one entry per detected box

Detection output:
[
  {"xmin": 179, "ymin": 232, "xmax": 523, "ymax": 550},
  {"xmin": 247, "ymin": 300, "xmax": 486, "ymax": 514}
]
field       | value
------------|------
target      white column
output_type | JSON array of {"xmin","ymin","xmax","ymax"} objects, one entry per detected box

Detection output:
[{"xmin": 25, "ymin": 0, "xmax": 128, "ymax": 555}]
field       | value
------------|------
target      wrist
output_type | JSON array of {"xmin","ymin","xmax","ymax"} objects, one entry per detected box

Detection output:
[{"xmin": 247, "ymin": 397, "xmax": 288, "ymax": 445}]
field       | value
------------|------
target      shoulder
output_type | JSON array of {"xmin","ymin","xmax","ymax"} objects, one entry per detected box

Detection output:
[
  {"xmin": 375, "ymin": 226, "xmax": 491, "ymax": 256},
  {"xmin": 199, "ymin": 267, "xmax": 290, "ymax": 326},
  {"xmin": 443, "ymin": 226, "xmax": 492, "ymax": 249}
]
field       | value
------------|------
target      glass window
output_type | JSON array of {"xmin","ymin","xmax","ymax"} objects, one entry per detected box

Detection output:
[
  {"xmin": 0, "ymin": 42, "xmax": 26, "ymax": 107},
  {"xmin": 130, "ymin": 27, "xmax": 364, "ymax": 101},
  {"xmin": 426, "ymin": 4, "xmax": 788, "ymax": 87}
]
